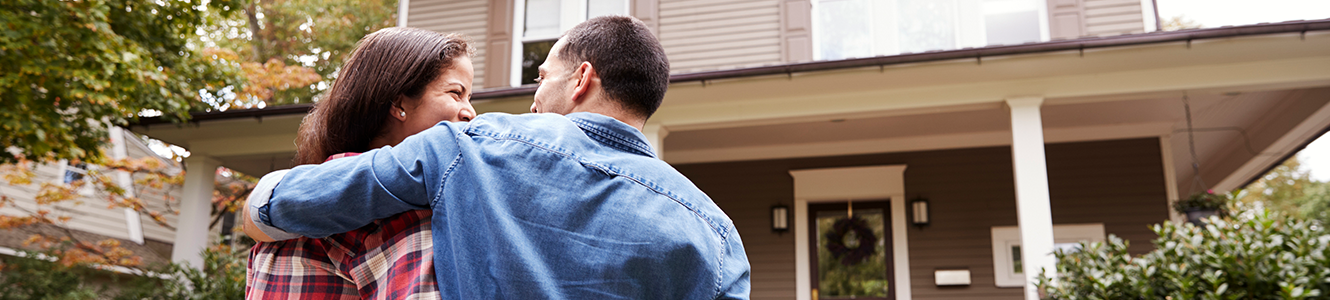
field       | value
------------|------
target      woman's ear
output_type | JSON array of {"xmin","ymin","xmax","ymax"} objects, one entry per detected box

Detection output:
[{"xmin": 391, "ymin": 95, "xmax": 409, "ymax": 122}]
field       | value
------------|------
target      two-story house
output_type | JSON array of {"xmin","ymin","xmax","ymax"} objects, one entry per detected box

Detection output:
[{"xmin": 129, "ymin": 1, "xmax": 1330, "ymax": 299}]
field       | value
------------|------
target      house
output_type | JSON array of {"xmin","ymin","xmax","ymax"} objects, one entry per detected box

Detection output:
[
  {"xmin": 128, "ymin": 0, "xmax": 1330, "ymax": 299},
  {"xmin": 0, "ymin": 127, "xmax": 183, "ymax": 267}
]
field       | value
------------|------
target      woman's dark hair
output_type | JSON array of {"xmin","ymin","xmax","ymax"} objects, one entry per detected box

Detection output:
[{"xmin": 294, "ymin": 27, "xmax": 471, "ymax": 165}]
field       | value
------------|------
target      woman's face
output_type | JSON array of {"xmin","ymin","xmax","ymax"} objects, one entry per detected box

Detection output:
[{"xmin": 399, "ymin": 56, "xmax": 477, "ymax": 136}]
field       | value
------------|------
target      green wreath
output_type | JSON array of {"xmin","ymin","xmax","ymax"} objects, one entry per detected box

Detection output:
[{"xmin": 823, "ymin": 217, "xmax": 878, "ymax": 266}]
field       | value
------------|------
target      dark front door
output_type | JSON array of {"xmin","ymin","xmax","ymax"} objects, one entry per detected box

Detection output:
[{"xmin": 808, "ymin": 200, "xmax": 895, "ymax": 300}]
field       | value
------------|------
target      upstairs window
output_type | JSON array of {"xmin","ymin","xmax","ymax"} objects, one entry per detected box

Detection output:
[
  {"xmin": 813, "ymin": 0, "xmax": 1047, "ymax": 61},
  {"xmin": 63, "ymin": 162, "xmax": 87, "ymax": 184},
  {"xmin": 514, "ymin": 0, "xmax": 629, "ymax": 86}
]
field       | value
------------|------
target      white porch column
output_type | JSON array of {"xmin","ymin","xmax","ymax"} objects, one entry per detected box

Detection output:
[
  {"xmin": 643, "ymin": 124, "xmax": 670, "ymax": 159},
  {"xmin": 1006, "ymin": 98, "xmax": 1056, "ymax": 300},
  {"xmin": 172, "ymin": 155, "xmax": 219, "ymax": 269}
]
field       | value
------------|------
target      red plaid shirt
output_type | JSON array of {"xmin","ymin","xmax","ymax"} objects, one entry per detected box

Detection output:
[{"xmin": 247, "ymin": 153, "xmax": 439, "ymax": 299}]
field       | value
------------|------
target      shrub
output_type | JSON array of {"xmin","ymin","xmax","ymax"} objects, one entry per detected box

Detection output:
[
  {"xmin": 1039, "ymin": 207, "xmax": 1330, "ymax": 300},
  {"xmin": 0, "ymin": 246, "xmax": 246, "ymax": 300}
]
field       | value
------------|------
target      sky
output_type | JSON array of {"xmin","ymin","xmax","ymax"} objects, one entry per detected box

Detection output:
[
  {"xmin": 1155, "ymin": 0, "xmax": 1330, "ymax": 182},
  {"xmin": 1156, "ymin": 0, "xmax": 1330, "ymax": 28}
]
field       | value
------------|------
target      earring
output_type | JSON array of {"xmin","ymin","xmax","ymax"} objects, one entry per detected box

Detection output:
[{"xmin": 400, "ymin": 111, "xmax": 406, "ymax": 117}]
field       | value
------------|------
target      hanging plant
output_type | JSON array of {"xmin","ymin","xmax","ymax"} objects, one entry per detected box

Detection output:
[
  {"xmin": 1173, "ymin": 190, "xmax": 1233, "ymax": 213},
  {"xmin": 1174, "ymin": 190, "xmax": 1238, "ymax": 225},
  {"xmin": 823, "ymin": 217, "xmax": 878, "ymax": 266}
]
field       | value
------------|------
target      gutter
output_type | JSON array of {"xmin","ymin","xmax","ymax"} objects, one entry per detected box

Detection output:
[{"xmin": 131, "ymin": 19, "xmax": 1330, "ymax": 126}]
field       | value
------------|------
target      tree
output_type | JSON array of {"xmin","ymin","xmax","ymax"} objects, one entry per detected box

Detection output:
[
  {"xmin": 201, "ymin": 0, "xmax": 399, "ymax": 108},
  {"xmin": 1162, "ymin": 15, "xmax": 1203, "ymax": 31},
  {"xmin": 1, "ymin": 0, "xmax": 245, "ymax": 165},
  {"xmin": 1239, "ymin": 155, "xmax": 1330, "ymax": 225}
]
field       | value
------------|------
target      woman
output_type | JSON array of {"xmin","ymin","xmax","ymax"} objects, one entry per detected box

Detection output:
[{"xmin": 246, "ymin": 27, "xmax": 475, "ymax": 300}]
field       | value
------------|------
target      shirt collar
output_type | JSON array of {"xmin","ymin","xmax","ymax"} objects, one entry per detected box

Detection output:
[{"xmin": 566, "ymin": 112, "xmax": 656, "ymax": 158}]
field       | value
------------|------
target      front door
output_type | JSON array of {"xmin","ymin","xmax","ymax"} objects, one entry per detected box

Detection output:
[{"xmin": 808, "ymin": 200, "xmax": 895, "ymax": 300}]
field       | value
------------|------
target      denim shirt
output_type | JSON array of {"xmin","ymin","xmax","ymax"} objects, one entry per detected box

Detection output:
[{"xmin": 248, "ymin": 112, "xmax": 750, "ymax": 300}]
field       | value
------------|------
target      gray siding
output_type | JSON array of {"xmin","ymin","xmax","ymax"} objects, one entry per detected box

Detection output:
[
  {"xmin": 674, "ymin": 138, "xmax": 1170, "ymax": 300},
  {"xmin": 658, "ymin": 0, "xmax": 783, "ymax": 73},
  {"xmin": 0, "ymin": 164, "xmax": 133, "ymax": 241},
  {"xmin": 408, "ymin": 0, "xmax": 491, "ymax": 87}
]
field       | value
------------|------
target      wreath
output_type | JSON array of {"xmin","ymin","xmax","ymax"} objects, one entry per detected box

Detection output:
[{"xmin": 823, "ymin": 217, "xmax": 878, "ymax": 266}]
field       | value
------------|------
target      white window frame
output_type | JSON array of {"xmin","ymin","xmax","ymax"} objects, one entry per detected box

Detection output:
[
  {"xmin": 990, "ymin": 223, "xmax": 1105, "ymax": 288},
  {"xmin": 810, "ymin": 0, "xmax": 1050, "ymax": 61},
  {"xmin": 56, "ymin": 160, "xmax": 96, "ymax": 196},
  {"xmin": 510, "ymin": 0, "xmax": 629, "ymax": 86}
]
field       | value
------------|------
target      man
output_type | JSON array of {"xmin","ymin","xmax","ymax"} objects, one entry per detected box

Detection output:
[{"xmin": 242, "ymin": 16, "xmax": 750, "ymax": 299}]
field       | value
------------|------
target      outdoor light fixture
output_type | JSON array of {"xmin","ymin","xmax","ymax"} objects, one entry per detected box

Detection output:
[
  {"xmin": 771, "ymin": 204, "xmax": 790, "ymax": 233},
  {"xmin": 911, "ymin": 197, "xmax": 930, "ymax": 227}
]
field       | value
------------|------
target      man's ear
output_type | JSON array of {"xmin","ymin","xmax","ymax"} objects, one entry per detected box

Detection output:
[{"xmin": 569, "ymin": 62, "xmax": 596, "ymax": 105}]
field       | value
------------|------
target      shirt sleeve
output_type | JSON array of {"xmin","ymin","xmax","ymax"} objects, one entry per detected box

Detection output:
[
  {"xmin": 257, "ymin": 123, "xmax": 466, "ymax": 239},
  {"xmin": 716, "ymin": 226, "xmax": 752, "ymax": 299}
]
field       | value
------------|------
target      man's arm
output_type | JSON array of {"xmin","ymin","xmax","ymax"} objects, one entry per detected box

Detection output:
[
  {"xmin": 242, "ymin": 123, "xmax": 465, "ymax": 240},
  {"xmin": 717, "ymin": 227, "xmax": 752, "ymax": 299}
]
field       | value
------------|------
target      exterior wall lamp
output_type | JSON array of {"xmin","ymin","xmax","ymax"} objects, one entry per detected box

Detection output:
[
  {"xmin": 911, "ymin": 197, "xmax": 930, "ymax": 227},
  {"xmin": 771, "ymin": 204, "xmax": 790, "ymax": 233}
]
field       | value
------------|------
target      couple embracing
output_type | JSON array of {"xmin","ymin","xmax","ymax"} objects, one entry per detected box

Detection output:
[{"xmin": 240, "ymin": 16, "xmax": 751, "ymax": 300}]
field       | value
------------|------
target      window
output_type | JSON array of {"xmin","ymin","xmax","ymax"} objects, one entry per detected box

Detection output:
[
  {"xmin": 513, "ymin": 0, "xmax": 629, "ymax": 86},
  {"xmin": 990, "ymin": 223, "xmax": 1105, "ymax": 288},
  {"xmin": 813, "ymin": 0, "xmax": 1048, "ymax": 61},
  {"xmin": 63, "ymin": 162, "xmax": 87, "ymax": 184}
]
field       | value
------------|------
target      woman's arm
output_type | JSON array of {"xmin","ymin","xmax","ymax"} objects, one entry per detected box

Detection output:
[{"xmin": 244, "ymin": 123, "xmax": 464, "ymax": 240}]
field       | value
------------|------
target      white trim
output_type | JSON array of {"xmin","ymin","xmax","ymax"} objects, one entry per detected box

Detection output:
[
  {"xmin": 1139, "ymin": 0, "xmax": 1158, "ymax": 32},
  {"xmin": 990, "ymin": 223, "xmax": 1105, "ymax": 288},
  {"xmin": 397, "ymin": 0, "xmax": 410, "ymax": 27},
  {"xmin": 665, "ymin": 121, "xmax": 1175, "ymax": 164},
  {"xmin": 1006, "ymin": 98, "xmax": 1056, "ymax": 300},
  {"xmin": 1213, "ymin": 99, "xmax": 1330, "ymax": 191},
  {"xmin": 1159, "ymin": 135, "xmax": 1184, "ymax": 225},
  {"xmin": 110, "ymin": 126, "xmax": 145, "ymax": 245},
  {"xmin": 789, "ymin": 165, "xmax": 911, "ymax": 300},
  {"xmin": 1036, "ymin": 0, "xmax": 1051, "ymax": 42},
  {"xmin": 511, "ymin": 0, "xmax": 526, "ymax": 87}
]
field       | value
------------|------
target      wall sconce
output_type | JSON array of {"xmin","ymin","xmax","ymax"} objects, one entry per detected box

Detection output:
[
  {"xmin": 771, "ymin": 204, "xmax": 790, "ymax": 233},
  {"xmin": 911, "ymin": 197, "xmax": 930, "ymax": 227}
]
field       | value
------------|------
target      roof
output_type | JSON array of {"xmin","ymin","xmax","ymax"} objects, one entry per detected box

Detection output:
[{"xmin": 130, "ymin": 18, "xmax": 1330, "ymax": 126}]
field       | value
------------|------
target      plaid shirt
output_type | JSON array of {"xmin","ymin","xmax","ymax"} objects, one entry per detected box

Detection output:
[{"xmin": 247, "ymin": 153, "xmax": 439, "ymax": 299}]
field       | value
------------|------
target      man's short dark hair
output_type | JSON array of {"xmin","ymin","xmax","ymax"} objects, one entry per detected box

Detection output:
[{"xmin": 559, "ymin": 16, "xmax": 669, "ymax": 118}]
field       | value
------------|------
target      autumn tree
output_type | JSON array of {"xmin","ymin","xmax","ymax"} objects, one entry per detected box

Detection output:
[
  {"xmin": 1162, "ymin": 15, "xmax": 1203, "ymax": 31},
  {"xmin": 1239, "ymin": 155, "xmax": 1330, "ymax": 225},
  {"xmin": 202, "ymin": 0, "xmax": 399, "ymax": 108},
  {"xmin": 1, "ymin": 0, "xmax": 244, "ymax": 165}
]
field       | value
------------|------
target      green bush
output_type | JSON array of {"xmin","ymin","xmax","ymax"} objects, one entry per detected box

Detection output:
[
  {"xmin": 0, "ymin": 247, "xmax": 246, "ymax": 300},
  {"xmin": 1039, "ymin": 207, "xmax": 1330, "ymax": 300},
  {"xmin": 0, "ymin": 252, "xmax": 103, "ymax": 300},
  {"xmin": 115, "ymin": 247, "xmax": 247, "ymax": 300}
]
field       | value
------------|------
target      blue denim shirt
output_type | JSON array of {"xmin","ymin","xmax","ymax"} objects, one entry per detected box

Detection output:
[{"xmin": 249, "ymin": 112, "xmax": 750, "ymax": 299}]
